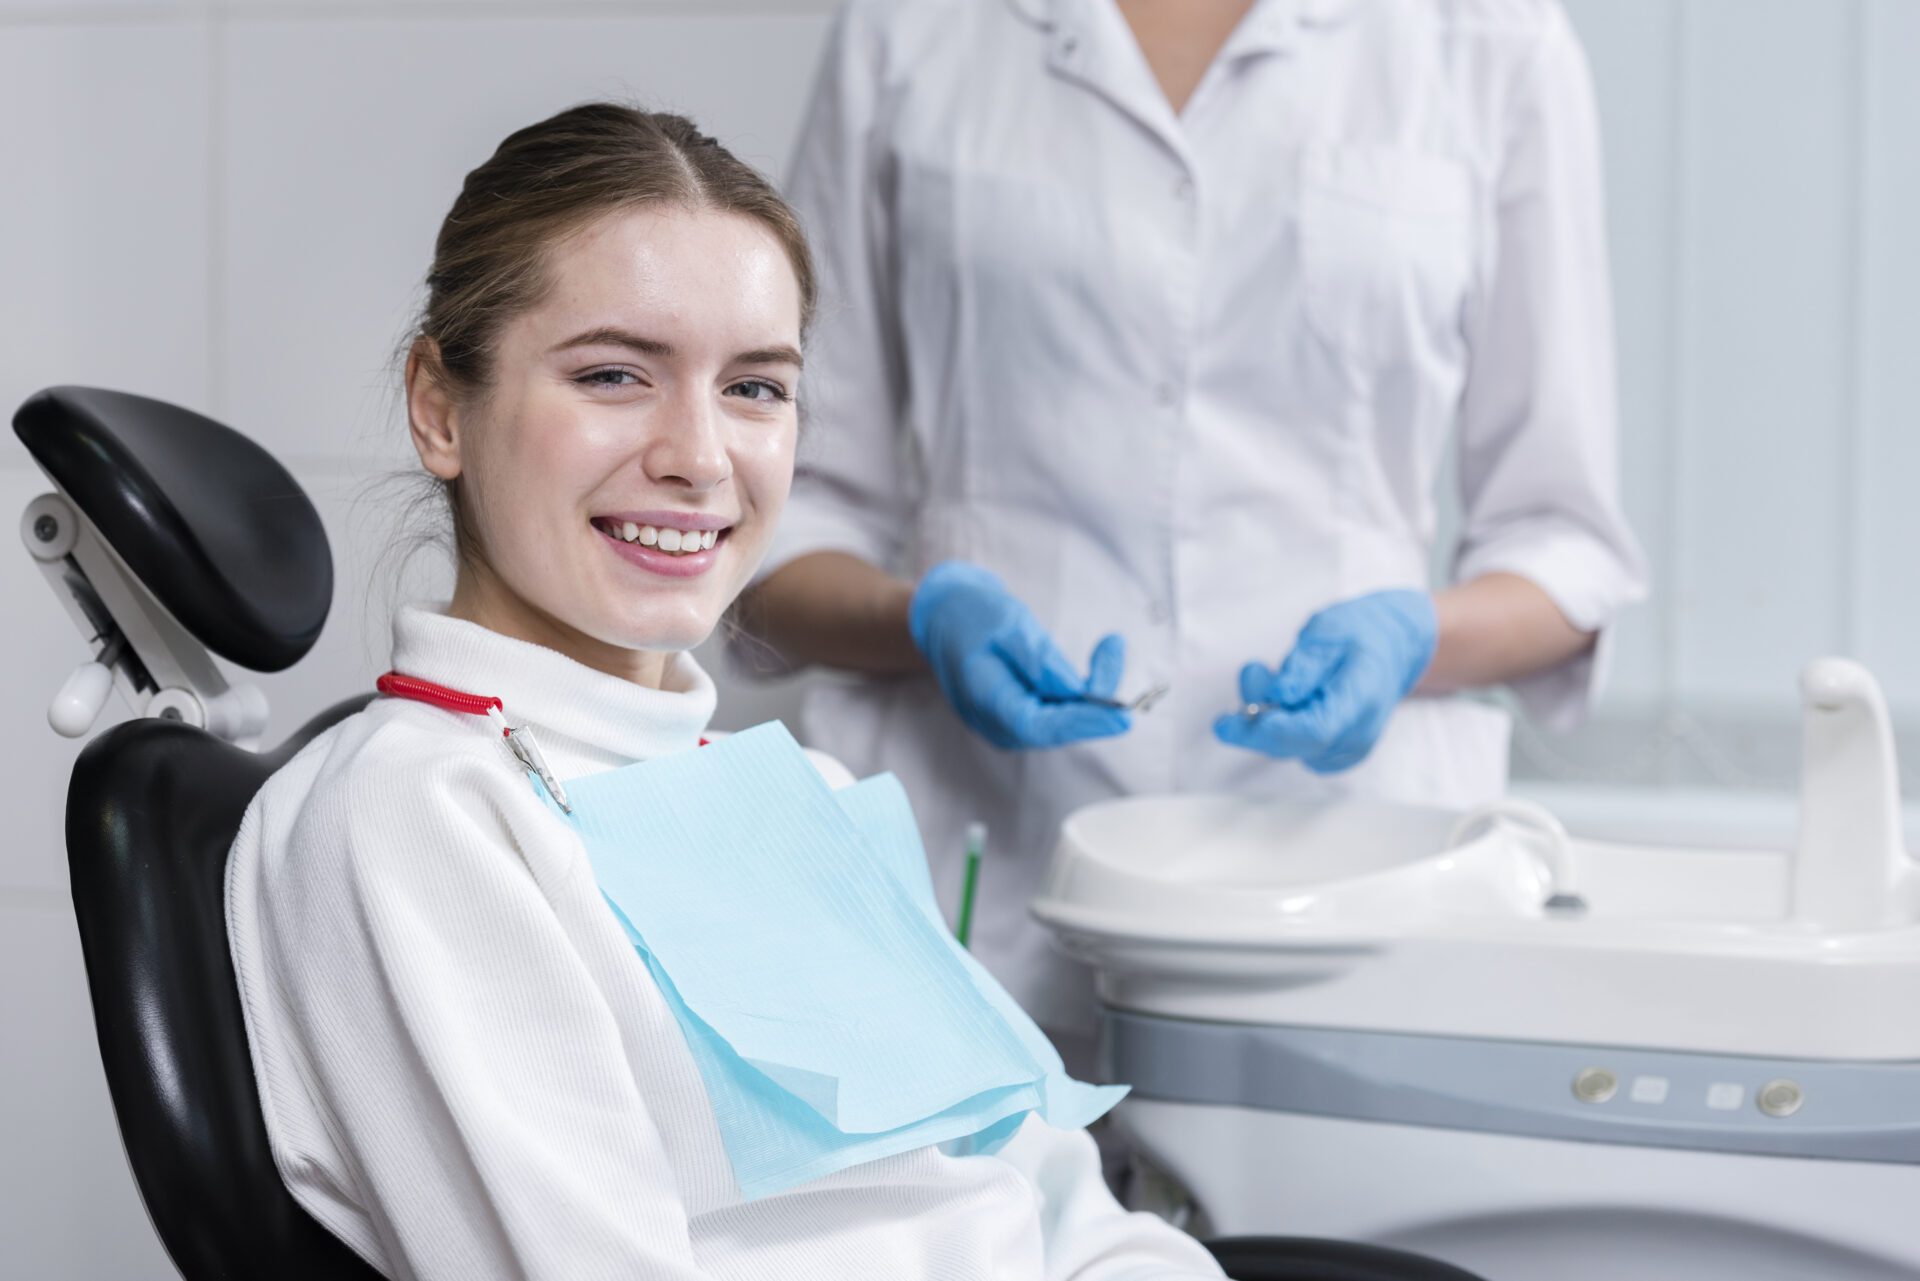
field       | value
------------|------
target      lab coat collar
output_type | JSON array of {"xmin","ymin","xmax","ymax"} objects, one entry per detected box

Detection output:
[
  {"xmin": 1006, "ymin": 0, "xmax": 1373, "ymax": 51},
  {"xmin": 389, "ymin": 603, "xmax": 716, "ymax": 769},
  {"xmin": 1023, "ymin": 0, "xmax": 1373, "ymax": 144},
  {"xmin": 1038, "ymin": 0, "xmax": 1185, "ymax": 153}
]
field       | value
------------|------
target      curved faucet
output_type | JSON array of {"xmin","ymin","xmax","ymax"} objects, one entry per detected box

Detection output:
[
  {"xmin": 1447, "ymin": 798, "xmax": 1587, "ymax": 914},
  {"xmin": 1792, "ymin": 658, "xmax": 1914, "ymax": 930}
]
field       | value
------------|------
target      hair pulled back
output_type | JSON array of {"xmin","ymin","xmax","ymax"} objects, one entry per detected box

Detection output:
[
  {"xmin": 416, "ymin": 102, "xmax": 815, "ymax": 397},
  {"xmin": 403, "ymin": 103, "xmax": 813, "ymax": 573}
]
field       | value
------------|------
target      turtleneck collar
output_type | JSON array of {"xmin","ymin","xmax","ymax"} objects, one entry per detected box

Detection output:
[{"xmin": 387, "ymin": 604, "xmax": 717, "ymax": 778}]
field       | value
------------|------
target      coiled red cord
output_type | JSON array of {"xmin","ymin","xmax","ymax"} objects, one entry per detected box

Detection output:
[{"xmin": 376, "ymin": 672, "xmax": 506, "ymax": 734}]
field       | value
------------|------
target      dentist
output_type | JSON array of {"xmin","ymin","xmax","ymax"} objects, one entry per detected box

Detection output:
[{"xmin": 742, "ymin": 0, "xmax": 1647, "ymax": 1044}]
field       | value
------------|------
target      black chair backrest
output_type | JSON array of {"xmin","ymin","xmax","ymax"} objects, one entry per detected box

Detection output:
[
  {"xmin": 15, "ymin": 386, "xmax": 375, "ymax": 1278},
  {"xmin": 14, "ymin": 386, "xmax": 331, "ymax": 671},
  {"xmin": 67, "ymin": 700, "xmax": 381, "ymax": 1281}
]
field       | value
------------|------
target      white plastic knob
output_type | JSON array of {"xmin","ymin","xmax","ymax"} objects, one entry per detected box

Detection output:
[{"xmin": 49, "ymin": 660, "xmax": 114, "ymax": 738}]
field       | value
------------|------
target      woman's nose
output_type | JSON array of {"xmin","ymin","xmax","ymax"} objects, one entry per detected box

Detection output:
[{"xmin": 644, "ymin": 388, "xmax": 731, "ymax": 490}]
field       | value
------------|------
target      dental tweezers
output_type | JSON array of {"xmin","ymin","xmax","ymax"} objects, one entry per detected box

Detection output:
[{"xmin": 1079, "ymin": 684, "xmax": 1170, "ymax": 714}]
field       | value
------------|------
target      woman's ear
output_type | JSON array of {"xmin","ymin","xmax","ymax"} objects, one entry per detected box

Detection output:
[{"xmin": 406, "ymin": 337, "xmax": 464, "ymax": 481}]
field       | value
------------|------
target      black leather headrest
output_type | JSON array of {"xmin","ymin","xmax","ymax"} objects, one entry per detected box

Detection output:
[
  {"xmin": 14, "ymin": 387, "xmax": 332, "ymax": 672},
  {"xmin": 67, "ymin": 697, "xmax": 381, "ymax": 1281}
]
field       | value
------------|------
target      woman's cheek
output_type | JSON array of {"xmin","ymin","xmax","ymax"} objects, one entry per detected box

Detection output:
[{"xmin": 729, "ymin": 421, "xmax": 791, "ymax": 493}]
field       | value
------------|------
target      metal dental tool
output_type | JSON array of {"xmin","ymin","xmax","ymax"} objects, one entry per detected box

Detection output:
[{"xmin": 1081, "ymin": 683, "xmax": 1171, "ymax": 714}]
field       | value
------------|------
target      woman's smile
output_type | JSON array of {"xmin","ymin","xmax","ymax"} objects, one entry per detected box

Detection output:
[{"xmin": 591, "ymin": 512, "xmax": 735, "ymax": 579}]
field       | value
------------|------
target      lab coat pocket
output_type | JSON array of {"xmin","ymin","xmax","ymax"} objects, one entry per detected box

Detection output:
[{"xmin": 1297, "ymin": 145, "xmax": 1476, "ymax": 376}]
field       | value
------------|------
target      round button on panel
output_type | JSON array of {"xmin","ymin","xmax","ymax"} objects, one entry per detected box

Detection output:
[
  {"xmin": 1758, "ymin": 1079, "xmax": 1804, "ymax": 1118},
  {"xmin": 1572, "ymin": 1067, "xmax": 1618, "ymax": 1104}
]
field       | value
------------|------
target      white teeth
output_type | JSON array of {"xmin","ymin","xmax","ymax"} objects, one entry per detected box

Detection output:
[{"xmin": 603, "ymin": 520, "xmax": 725, "ymax": 555}]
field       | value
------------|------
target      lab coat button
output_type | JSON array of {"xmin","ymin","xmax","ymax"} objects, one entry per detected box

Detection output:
[
  {"xmin": 1154, "ymin": 382, "xmax": 1178, "ymax": 407},
  {"xmin": 1173, "ymin": 177, "xmax": 1194, "ymax": 201},
  {"xmin": 1147, "ymin": 601, "xmax": 1170, "ymax": 624}
]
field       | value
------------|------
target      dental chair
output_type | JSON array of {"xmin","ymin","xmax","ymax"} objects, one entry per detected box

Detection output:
[{"xmin": 16, "ymin": 385, "xmax": 1482, "ymax": 1281}]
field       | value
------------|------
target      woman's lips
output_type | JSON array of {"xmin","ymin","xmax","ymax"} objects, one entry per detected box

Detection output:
[{"xmin": 595, "ymin": 520, "xmax": 727, "ymax": 579}]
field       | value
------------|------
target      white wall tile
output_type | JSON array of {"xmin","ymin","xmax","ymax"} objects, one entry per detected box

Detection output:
[
  {"xmin": 1669, "ymin": 0, "xmax": 1858, "ymax": 703},
  {"xmin": 1854, "ymin": 0, "xmax": 1920, "ymax": 715},
  {"xmin": 0, "ymin": 2, "xmax": 197, "ymax": 19},
  {"xmin": 218, "ymin": 0, "xmax": 834, "ymax": 11},
  {"xmin": 0, "ymin": 897, "xmax": 176, "ymax": 1279},
  {"xmin": 0, "ymin": 21, "xmax": 212, "ymax": 426},
  {"xmin": 215, "ymin": 11, "xmax": 830, "ymax": 468},
  {"xmin": 1562, "ymin": 0, "xmax": 1681, "ymax": 708}
]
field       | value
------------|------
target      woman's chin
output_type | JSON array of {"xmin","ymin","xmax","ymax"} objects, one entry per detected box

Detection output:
[{"xmin": 595, "ymin": 608, "xmax": 718, "ymax": 656}]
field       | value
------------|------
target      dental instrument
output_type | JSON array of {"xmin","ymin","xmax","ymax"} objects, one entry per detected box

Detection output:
[
  {"xmin": 1080, "ymin": 684, "xmax": 1170, "ymax": 714},
  {"xmin": 908, "ymin": 560, "xmax": 1130, "ymax": 750},
  {"xmin": 956, "ymin": 821, "xmax": 986, "ymax": 948},
  {"xmin": 1214, "ymin": 591, "xmax": 1436, "ymax": 773}
]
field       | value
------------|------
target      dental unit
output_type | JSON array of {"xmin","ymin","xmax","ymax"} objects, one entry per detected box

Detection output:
[{"xmin": 1035, "ymin": 657, "xmax": 1920, "ymax": 1280}]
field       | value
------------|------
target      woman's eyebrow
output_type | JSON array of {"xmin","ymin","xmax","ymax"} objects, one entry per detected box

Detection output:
[
  {"xmin": 735, "ymin": 345, "xmax": 804, "ymax": 369},
  {"xmin": 549, "ymin": 327, "xmax": 673, "ymax": 356},
  {"xmin": 548, "ymin": 329, "xmax": 800, "ymax": 369}
]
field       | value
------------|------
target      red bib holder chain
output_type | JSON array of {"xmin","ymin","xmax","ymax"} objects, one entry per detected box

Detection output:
[
  {"xmin": 375, "ymin": 671, "xmax": 714, "ymax": 815},
  {"xmin": 376, "ymin": 671, "xmax": 572, "ymax": 813}
]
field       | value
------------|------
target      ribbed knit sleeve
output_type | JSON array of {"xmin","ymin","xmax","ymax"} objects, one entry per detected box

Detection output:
[
  {"xmin": 992, "ymin": 1120, "xmax": 1226, "ymax": 1281},
  {"xmin": 247, "ymin": 727, "xmax": 711, "ymax": 1281}
]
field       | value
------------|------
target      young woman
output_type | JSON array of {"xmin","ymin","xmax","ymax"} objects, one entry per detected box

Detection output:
[{"xmin": 224, "ymin": 105, "xmax": 1222, "ymax": 1280}]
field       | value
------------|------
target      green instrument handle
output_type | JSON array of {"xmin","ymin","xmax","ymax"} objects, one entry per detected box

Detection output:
[{"xmin": 955, "ymin": 849, "xmax": 982, "ymax": 948}]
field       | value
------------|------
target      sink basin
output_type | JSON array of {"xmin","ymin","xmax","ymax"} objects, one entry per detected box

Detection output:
[
  {"xmin": 1033, "ymin": 658, "xmax": 1920, "ymax": 1062},
  {"xmin": 1033, "ymin": 793, "xmax": 1920, "ymax": 1061}
]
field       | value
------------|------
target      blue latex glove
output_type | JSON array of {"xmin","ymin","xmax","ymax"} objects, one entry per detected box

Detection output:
[
  {"xmin": 909, "ymin": 561, "xmax": 1131, "ymax": 750},
  {"xmin": 1213, "ymin": 589, "xmax": 1438, "ymax": 774}
]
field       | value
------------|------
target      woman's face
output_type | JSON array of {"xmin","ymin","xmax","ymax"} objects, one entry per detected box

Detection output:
[{"xmin": 411, "ymin": 205, "xmax": 803, "ymax": 683}]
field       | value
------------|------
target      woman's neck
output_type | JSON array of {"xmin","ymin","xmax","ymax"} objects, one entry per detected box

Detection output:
[{"xmin": 448, "ymin": 563, "xmax": 672, "ymax": 690}]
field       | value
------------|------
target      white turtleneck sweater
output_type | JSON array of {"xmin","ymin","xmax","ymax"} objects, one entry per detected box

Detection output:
[{"xmin": 225, "ymin": 606, "xmax": 1222, "ymax": 1281}]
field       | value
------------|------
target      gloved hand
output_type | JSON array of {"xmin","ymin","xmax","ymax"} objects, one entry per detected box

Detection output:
[
  {"xmin": 910, "ymin": 561, "xmax": 1131, "ymax": 750},
  {"xmin": 1213, "ymin": 589, "xmax": 1438, "ymax": 774}
]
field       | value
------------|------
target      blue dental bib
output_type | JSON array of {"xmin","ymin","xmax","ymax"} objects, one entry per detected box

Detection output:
[{"xmin": 533, "ymin": 722, "xmax": 1124, "ymax": 1199}]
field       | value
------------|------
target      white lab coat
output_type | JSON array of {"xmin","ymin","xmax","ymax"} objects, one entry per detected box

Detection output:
[{"xmin": 762, "ymin": 0, "xmax": 1647, "ymax": 1031}]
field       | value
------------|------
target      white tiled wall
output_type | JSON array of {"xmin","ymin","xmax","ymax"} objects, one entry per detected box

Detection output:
[
  {"xmin": 1523, "ymin": 0, "xmax": 1920, "ymax": 791},
  {"xmin": 3, "ymin": 1, "xmax": 1916, "ymax": 1275}
]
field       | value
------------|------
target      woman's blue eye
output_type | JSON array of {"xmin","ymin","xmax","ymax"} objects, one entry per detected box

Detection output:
[
  {"xmin": 576, "ymin": 368, "xmax": 639, "ymax": 388},
  {"xmin": 727, "ymin": 378, "xmax": 792, "ymax": 404}
]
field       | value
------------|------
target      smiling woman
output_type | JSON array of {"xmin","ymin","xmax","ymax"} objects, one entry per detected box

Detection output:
[
  {"xmin": 402, "ymin": 105, "xmax": 813, "ymax": 685},
  {"xmin": 222, "ymin": 102, "xmax": 1225, "ymax": 1281}
]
